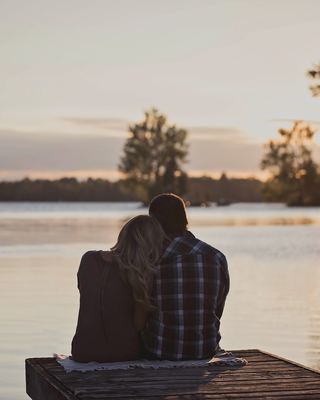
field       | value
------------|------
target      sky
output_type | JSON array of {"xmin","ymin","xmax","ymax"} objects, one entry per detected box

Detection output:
[{"xmin": 1, "ymin": 0, "xmax": 320, "ymax": 180}]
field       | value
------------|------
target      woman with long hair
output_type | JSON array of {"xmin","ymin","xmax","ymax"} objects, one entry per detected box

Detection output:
[{"xmin": 71, "ymin": 215, "xmax": 165, "ymax": 362}]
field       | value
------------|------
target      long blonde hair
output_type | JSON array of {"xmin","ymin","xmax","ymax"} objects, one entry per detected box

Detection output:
[{"xmin": 111, "ymin": 215, "xmax": 165, "ymax": 310}]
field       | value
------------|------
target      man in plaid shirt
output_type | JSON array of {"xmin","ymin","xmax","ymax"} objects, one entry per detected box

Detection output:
[{"xmin": 143, "ymin": 193, "xmax": 230, "ymax": 360}]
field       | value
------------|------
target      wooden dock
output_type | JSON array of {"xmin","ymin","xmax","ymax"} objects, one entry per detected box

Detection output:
[{"xmin": 26, "ymin": 349, "xmax": 320, "ymax": 399}]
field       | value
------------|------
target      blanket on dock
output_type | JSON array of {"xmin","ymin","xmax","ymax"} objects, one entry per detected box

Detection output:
[{"xmin": 55, "ymin": 351, "xmax": 248, "ymax": 373}]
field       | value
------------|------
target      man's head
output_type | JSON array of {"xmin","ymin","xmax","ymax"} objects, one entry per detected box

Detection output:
[{"xmin": 149, "ymin": 193, "xmax": 188, "ymax": 237}]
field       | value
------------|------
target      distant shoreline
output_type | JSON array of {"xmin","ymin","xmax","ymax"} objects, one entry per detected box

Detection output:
[{"xmin": 0, "ymin": 176, "xmax": 263, "ymax": 203}]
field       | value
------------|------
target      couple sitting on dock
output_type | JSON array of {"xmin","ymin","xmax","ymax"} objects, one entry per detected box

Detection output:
[{"xmin": 71, "ymin": 193, "xmax": 230, "ymax": 363}]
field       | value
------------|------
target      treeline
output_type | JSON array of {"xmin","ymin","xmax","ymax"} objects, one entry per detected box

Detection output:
[
  {"xmin": 0, "ymin": 178, "xmax": 139, "ymax": 202},
  {"xmin": 0, "ymin": 175, "xmax": 263, "ymax": 203},
  {"xmin": 186, "ymin": 175, "xmax": 263, "ymax": 204}
]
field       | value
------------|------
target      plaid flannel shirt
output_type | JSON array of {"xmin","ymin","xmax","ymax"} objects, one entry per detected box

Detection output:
[{"xmin": 143, "ymin": 231, "xmax": 229, "ymax": 360}]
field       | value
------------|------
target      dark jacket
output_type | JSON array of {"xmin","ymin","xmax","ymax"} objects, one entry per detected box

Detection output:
[{"xmin": 71, "ymin": 250, "xmax": 139, "ymax": 362}]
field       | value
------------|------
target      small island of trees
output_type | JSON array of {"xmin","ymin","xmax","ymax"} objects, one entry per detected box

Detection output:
[{"xmin": 261, "ymin": 121, "xmax": 320, "ymax": 206}]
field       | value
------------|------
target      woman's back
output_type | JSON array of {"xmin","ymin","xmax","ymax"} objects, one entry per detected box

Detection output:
[{"xmin": 71, "ymin": 250, "xmax": 139, "ymax": 362}]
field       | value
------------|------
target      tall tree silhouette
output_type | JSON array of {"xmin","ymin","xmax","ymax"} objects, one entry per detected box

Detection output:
[
  {"xmin": 119, "ymin": 109, "xmax": 188, "ymax": 204},
  {"xmin": 261, "ymin": 121, "xmax": 320, "ymax": 206}
]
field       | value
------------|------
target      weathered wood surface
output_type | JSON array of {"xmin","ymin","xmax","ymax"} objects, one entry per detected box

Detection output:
[{"xmin": 26, "ymin": 349, "xmax": 320, "ymax": 399}]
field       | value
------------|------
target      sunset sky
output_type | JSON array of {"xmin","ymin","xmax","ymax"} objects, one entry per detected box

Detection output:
[{"xmin": 1, "ymin": 0, "xmax": 320, "ymax": 180}]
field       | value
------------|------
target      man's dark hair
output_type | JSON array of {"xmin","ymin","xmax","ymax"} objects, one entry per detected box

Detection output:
[{"xmin": 149, "ymin": 193, "xmax": 188, "ymax": 236}]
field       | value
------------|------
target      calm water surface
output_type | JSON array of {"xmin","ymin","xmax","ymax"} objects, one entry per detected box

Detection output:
[{"xmin": 0, "ymin": 202, "xmax": 320, "ymax": 400}]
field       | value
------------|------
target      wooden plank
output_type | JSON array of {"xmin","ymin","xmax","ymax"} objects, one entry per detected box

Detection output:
[
  {"xmin": 60, "ymin": 373, "xmax": 320, "ymax": 385},
  {"xmin": 259, "ymin": 349, "xmax": 320, "ymax": 375},
  {"xmin": 71, "ymin": 379, "xmax": 320, "ymax": 394},
  {"xmin": 120, "ymin": 395, "xmax": 320, "ymax": 400},
  {"xmin": 76, "ymin": 391, "xmax": 320, "ymax": 400},
  {"xmin": 76, "ymin": 389, "xmax": 320, "ymax": 400},
  {"xmin": 71, "ymin": 378, "xmax": 320, "ymax": 390}
]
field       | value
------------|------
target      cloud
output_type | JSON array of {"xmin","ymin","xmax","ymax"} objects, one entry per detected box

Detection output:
[
  {"xmin": 61, "ymin": 117, "xmax": 129, "ymax": 136},
  {"xmin": 60, "ymin": 117, "xmax": 250, "ymax": 143},
  {"xmin": 0, "ymin": 129, "xmax": 124, "ymax": 170},
  {"xmin": 188, "ymin": 126, "xmax": 249, "ymax": 142}
]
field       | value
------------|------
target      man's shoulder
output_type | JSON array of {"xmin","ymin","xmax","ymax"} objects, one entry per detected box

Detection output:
[
  {"xmin": 162, "ymin": 231, "xmax": 227, "ymax": 263},
  {"xmin": 184, "ymin": 232, "xmax": 225, "ymax": 255},
  {"xmin": 190, "ymin": 237, "xmax": 221, "ymax": 254},
  {"xmin": 186, "ymin": 238, "xmax": 227, "ymax": 268}
]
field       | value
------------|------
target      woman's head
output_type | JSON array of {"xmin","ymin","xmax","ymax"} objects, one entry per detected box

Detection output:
[{"xmin": 111, "ymin": 215, "xmax": 165, "ymax": 309}]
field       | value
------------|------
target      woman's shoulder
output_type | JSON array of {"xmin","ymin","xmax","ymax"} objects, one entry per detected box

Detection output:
[
  {"xmin": 78, "ymin": 251, "xmax": 98, "ymax": 274},
  {"xmin": 80, "ymin": 250, "xmax": 98, "ymax": 263},
  {"xmin": 79, "ymin": 250, "xmax": 114, "ymax": 269},
  {"xmin": 80, "ymin": 250, "xmax": 112, "ymax": 261},
  {"xmin": 100, "ymin": 250, "xmax": 113, "ymax": 264},
  {"xmin": 78, "ymin": 250, "xmax": 107, "ymax": 270},
  {"xmin": 77, "ymin": 250, "xmax": 113, "ymax": 280}
]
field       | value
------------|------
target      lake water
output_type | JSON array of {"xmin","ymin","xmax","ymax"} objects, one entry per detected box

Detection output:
[{"xmin": 1, "ymin": 202, "xmax": 320, "ymax": 400}]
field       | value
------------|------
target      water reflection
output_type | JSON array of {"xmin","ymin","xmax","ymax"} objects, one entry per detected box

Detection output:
[
  {"xmin": 1, "ymin": 202, "xmax": 320, "ymax": 247},
  {"xmin": 190, "ymin": 216, "xmax": 316, "ymax": 226}
]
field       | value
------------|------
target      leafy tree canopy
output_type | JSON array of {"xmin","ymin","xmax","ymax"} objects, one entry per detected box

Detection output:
[
  {"xmin": 119, "ymin": 108, "xmax": 189, "ymax": 204},
  {"xmin": 261, "ymin": 121, "xmax": 320, "ymax": 206}
]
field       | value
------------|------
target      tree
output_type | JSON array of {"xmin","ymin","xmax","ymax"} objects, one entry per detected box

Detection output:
[
  {"xmin": 307, "ymin": 63, "xmax": 320, "ymax": 97},
  {"xmin": 119, "ymin": 108, "xmax": 189, "ymax": 204},
  {"xmin": 218, "ymin": 172, "xmax": 231, "ymax": 203},
  {"xmin": 261, "ymin": 121, "xmax": 320, "ymax": 206}
]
